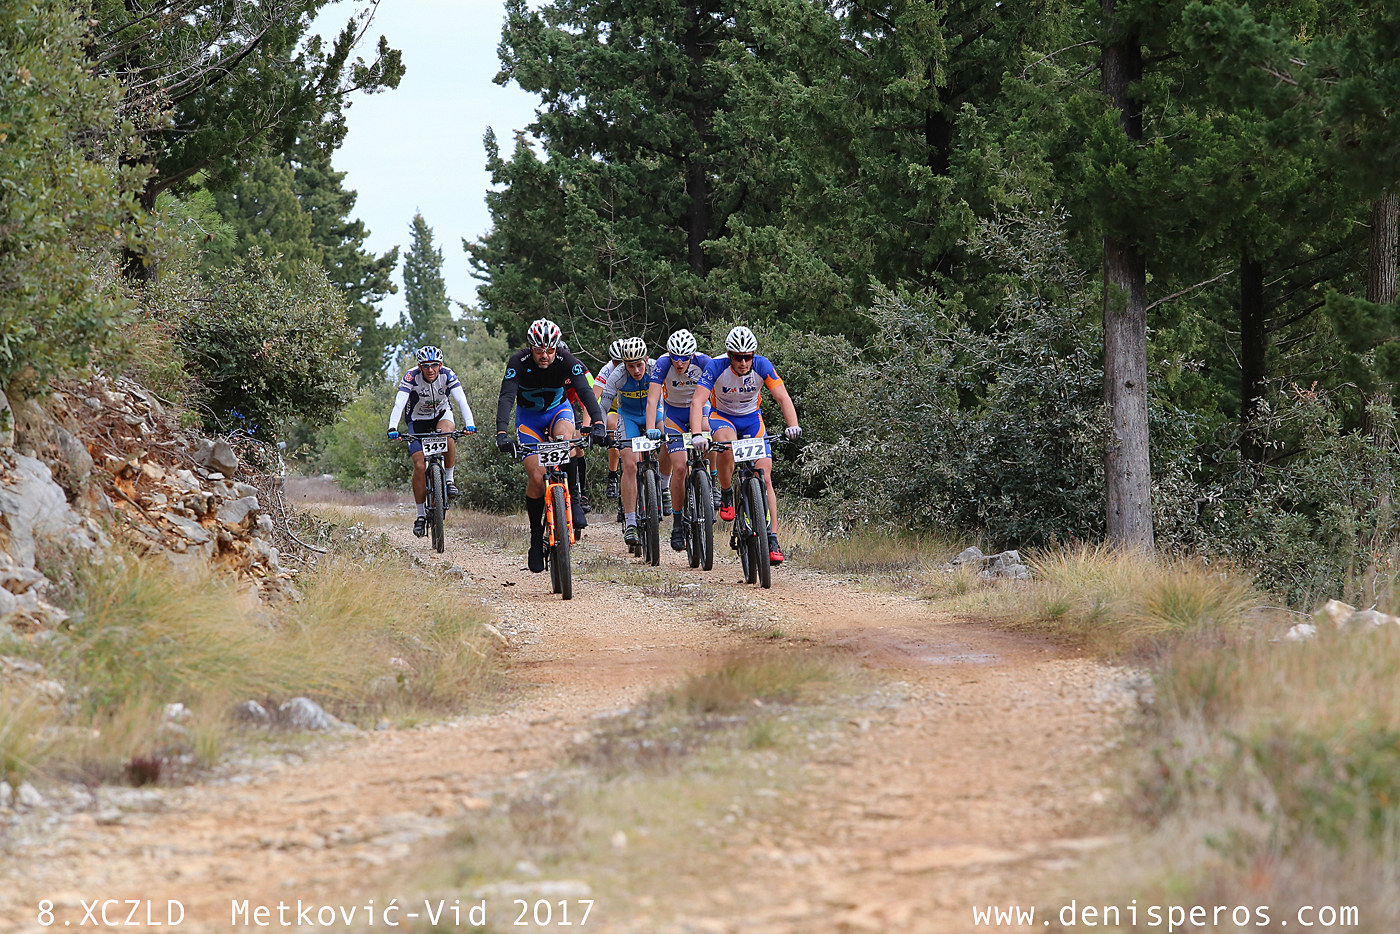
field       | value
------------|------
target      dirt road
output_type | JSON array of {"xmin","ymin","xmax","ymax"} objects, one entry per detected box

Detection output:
[{"xmin": 0, "ymin": 502, "xmax": 1142, "ymax": 934}]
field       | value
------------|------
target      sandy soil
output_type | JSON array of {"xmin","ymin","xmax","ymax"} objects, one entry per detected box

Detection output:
[{"xmin": 0, "ymin": 500, "xmax": 1142, "ymax": 934}]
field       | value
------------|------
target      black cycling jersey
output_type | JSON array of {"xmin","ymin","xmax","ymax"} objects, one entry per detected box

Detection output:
[{"xmin": 496, "ymin": 346, "xmax": 604, "ymax": 433}]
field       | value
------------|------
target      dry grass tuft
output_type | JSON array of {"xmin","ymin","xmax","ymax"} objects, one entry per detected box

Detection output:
[
  {"xmin": 664, "ymin": 651, "xmax": 836, "ymax": 714},
  {"xmin": 799, "ymin": 527, "xmax": 962, "ymax": 585}
]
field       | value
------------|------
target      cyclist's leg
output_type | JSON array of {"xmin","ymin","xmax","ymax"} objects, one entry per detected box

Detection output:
[
  {"xmin": 619, "ymin": 410, "xmax": 643, "ymax": 521},
  {"xmin": 708, "ymin": 412, "xmax": 738, "ymax": 490},
  {"xmin": 549, "ymin": 408, "xmax": 586, "ymax": 530},
  {"xmin": 437, "ymin": 415, "xmax": 456, "ymax": 468},
  {"xmin": 606, "ymin": 410, "xmax": 620, "ymax": 473},
  {"xmin": 410, "ymin": 449, "xmax": 427, "ymax": 503}
]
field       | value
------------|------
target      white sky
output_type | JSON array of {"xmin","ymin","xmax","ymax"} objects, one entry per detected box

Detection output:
[{"xmin": 311, "ymin": 1, "xmax": 542, "ymax": 323}]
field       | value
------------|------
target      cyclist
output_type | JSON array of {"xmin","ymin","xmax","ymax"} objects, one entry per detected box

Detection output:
[
  {"xmin": 598, "ymin": 339, "xmax": 625, "ymax": 504},
  {"xmin": 689, "ymin": 326, "xmax": 801, "ymax": 565},
  {"xmin": 644, "ymin": 329, "xmax": 714, "ymax": 552},
  {"xmin": 496, "ymin": 319, "xmax": 607, "ymax": 572},
  {"xmin": 387, "ymin": 346, "xmax": 476, "ymax": 538},
  {"xmin": 597, "ymin": 336, "xmax": 663, "ymax": 550}
]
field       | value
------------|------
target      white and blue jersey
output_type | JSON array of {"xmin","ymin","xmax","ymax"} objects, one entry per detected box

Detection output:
[
  {"xmin": 651, "ymin": 352, "xmax": 714, "ymax": 452},
  {"xmin": 597, "ymin": 360, "xmax": 655, "ymax": 439}
]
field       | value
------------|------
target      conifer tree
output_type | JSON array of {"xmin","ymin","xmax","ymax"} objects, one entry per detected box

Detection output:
[{"xmin": 401, "ymin": 213, "xmax": 455, "ymax": 355}]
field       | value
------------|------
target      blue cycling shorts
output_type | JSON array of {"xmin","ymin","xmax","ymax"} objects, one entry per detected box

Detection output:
[
  {"xmin": 709, "ymin": 409, "xmax": 770, "ymax": 459},
  {"xmin": 516, "ymin": 401, "xmax": 575, "ymax": 457},
  {"xmin": 617, "ymin": 409, "xmax": 648, "ymax": 441},
  {"xmin": 663, "ymin": 402, "xmax": 711, "ymax": 453}
]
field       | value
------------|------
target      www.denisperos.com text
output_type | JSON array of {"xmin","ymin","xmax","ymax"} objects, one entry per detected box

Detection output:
[{"xmin": 973, "ymin": 901, "xmax": 1360, "ymax": 929}]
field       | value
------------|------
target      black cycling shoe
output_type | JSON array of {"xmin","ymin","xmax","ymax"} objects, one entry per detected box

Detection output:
[
  {"xmin": 670, "ymin": 520, "xmax": 686, "ymax": 552},
  {"xmin": 527, "ymin": 535, "xmax": 546, "ymax": 573},
  {"xmin": 615, "ymin": 503, "xmax": 625, "ymax": 523},
  {"xmin": 623, "ymin": 524, "xmax": 639, "ymax": 548},
  {"xmin": 412, "ymin": 516, "xmax": 427, "ymax": 538},
  {"xmin": 445, "ymin": 480, "xmax": 459, "ymax": 499},
  {"xmin": 606, "ymin": 471, "xmax": 620, "ymax": 499},
  {"xmin": 577, "ymin": 491, "xmax": 591, "ymax": 514}
]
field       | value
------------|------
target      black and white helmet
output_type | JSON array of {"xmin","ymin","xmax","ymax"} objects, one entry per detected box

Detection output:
[
  {"xmin": 526, "ymin": 318, "xmax": 563, "ymax": 348},
  {"xmin": 618, "ymin": 336, "xmax": 648, "ymax": 361},
  {"xmin": 607, "ymin": 339, "xmax": 624, "ymax": 362},
  {"xmin": 725, "ymin": 326, "xmax": 758, "ymax": 354},
  {"xmin": 667, "ymin": 329, "xmax": 698, "ymax": 357}
]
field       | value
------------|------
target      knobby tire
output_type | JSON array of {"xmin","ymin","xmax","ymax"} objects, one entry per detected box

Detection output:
[
  {"xmin": 642, "ymin": 467, "xmax": 661, "ymax": 567},
  {"xmin": 551, "ymin": 483, "xmax": 572, "ymax": 600},
  {"xmin": 736, "ymin": 480, "xmax": 756, "ymax": 585},
  {"xmin": 747, "ymin": 476, "xmax": 771, "ymax": 589},
  {"xmin": 429, "ymin": 462, "xmax": 446, "ymax": 554},
  {"xmin": 690, "ymin": 469, "xmax": 714, "ymax": 571}
]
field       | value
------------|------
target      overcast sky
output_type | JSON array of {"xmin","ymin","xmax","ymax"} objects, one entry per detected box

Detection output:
[{"xmin": 311, "ymin": 1, "xmax": 541, "ymax": 324}]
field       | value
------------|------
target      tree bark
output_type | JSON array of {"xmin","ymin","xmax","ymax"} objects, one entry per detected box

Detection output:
[
  {"xmin": 1101, "ymin": 0, "xmax": 1153, "ymax": 551},
  {"xmin": 1367, "ymin": 192, "xmax": 1398, "ymax": 306},
  {"xmin": 1239, "ymin": 250, "xmax": 1267, "ymax": 462},
  {"xmin": 1361, "ymin": 191, "xmax": 1398, "ymax": 603}
]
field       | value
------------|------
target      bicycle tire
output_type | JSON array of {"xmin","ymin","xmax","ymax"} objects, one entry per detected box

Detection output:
[
  {"xmin": 642, "ymin": 467, "xmax": 661, "ymax": 567},
  {"xmin": 428, "ymin": 461, "xmax": 446, "ymax": 553},
  {"xmin": 551, "ymin": 482, "xmax": 573, "ymax": 600},
  {"xmin": 746, "ymin": 476, "xmax": 771, "ymax": 589},
  {"xmin": 690, "ymin": 469, "xmax": 714, "ymax": 571},
  {"xmin": 735, "ymin": 478, "xmax": 756, "ymax": 584}
]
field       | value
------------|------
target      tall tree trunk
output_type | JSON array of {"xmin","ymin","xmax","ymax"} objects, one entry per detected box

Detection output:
[
  {"xmin": 1101, "ymin": 0, "xmax": 1154, "ymax": 551},
  {"xmin": 1361, "ymin": 191, "xmax": 1399, "ymax": 602},
  {"xmin": 1239, "ymin": 250, "xmax": 1267, "ymax": 462}
]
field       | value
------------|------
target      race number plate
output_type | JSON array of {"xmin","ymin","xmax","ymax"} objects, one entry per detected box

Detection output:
[
  {"xmin": 731, "ymin": 437, "xmax": 767, "ymax": 463},
  {"xmin": 631, "ymin": 436, "xmax": 659, "ymax": 453},
  {"xmin": 421, "ymin": 437, "xmax": 449, "ymax": 456},
  {"xmin": 536, "ymin": 440, "xmax": 571, "ymax": 466}
]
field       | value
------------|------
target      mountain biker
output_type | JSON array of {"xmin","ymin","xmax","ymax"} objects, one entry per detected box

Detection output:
[
  {"xmin": 598, "ymin": 339, "xmax": 625, "ymax": 503},
  {"xmin": 495, "ymin": 319, "xmax": 607, "ymax": 572},
  {"xmin": 597, "ymin": 336, "xmax": 663, "ymax": 551},
  {"xmin": 386, "ymin": 346, "xmax": 476, "ymax": 538},
  {"xmin": 689, "ymin": 326, "xmax": 801, "ymax": 565},
  {"xmin": 560, "ymin": 345, "xmax": 597, "ymax": 525},
  {"xmin": 645, "ymin": 329, "xmax": 715, "ymax": 552}
]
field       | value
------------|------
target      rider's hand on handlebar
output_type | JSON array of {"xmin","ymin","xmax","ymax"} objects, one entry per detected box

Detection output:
[
  {"xmin": 589, "ymin": 422, "xmax": 609, "ymax": 445},
  {"xmin": 495, "ymin": 432, "xmax": 514, "ymax": 452},
  {"xmin": 387, "ymin": 429, "xmax": 399, "ymax": 440},
  {"xmin": 463, "ymin": 426, "xmax": 476, "ymax": 435},
  {"xmin": 692, "ymin": 434, "xmax": 710, "ymax": 454},
  {"xmin": 646, "ymin": 428, "xmax": 662, "ymax": 441},
  {"xmin": 784, "ymin": 425, "xmax": 803, "ymax": 441}
]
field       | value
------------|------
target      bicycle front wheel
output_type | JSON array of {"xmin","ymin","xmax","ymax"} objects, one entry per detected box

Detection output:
[
  {"xmin": 746, "ymin": 476, "xmax": 771, "ymax": 589},
  {"xmin": 642, "ymin": 468, "xmax": 661, "ymax": 566},
  {"xmin": 735, "ymin": 478, "xmax": 756, "ymax": 585},
  {"xmin": 690, "ymin": 469, "xmax": 714, "ymax": 571},
  {"xmin": 551, "ymin": 482, "xmax": 572, "ymax": 600},
  {"xmin": 429, "ymin": 462, "xmax": 446, "ymax": 553}
]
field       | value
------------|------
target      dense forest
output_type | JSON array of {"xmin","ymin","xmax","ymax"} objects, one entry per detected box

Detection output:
[{"xmin": 4, "ymin": 0, "xmax": 1400, "ymax": 605}]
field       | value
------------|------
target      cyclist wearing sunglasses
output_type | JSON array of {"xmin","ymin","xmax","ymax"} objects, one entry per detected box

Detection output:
[
  {"xmin": 495, "ymin": 319, "xmax": 607, "ymax": 572},
  {"xmin": 644, "ymin": 328, "xmax": 715, "ymax": 551},
  {"xmin": 386, "ymin": 345, "xmax": 477, "ymax": 538},
  {"xmin": 689, "ymin": 326, "xmax": 801, "ymax": 565}
]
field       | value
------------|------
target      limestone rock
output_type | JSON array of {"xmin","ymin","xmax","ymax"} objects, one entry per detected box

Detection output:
[
  {"xmin": 278, "ymin": 697, "xmax": 345, "ymax": 731},
  {"xmin": 193, "ymin": 438, "xmax": 239, "ymax": 477},
  {"xmin": 217, "ymin": 496, "xmax": 259, "ymax": 527}
]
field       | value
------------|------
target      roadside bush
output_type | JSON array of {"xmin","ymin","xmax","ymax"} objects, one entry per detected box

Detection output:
[{"xmin": 0, "ymin": 0, "xmax": 147, "ymax": 392}]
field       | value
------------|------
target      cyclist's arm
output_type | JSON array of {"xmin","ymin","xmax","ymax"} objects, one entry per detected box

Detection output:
[
  {"xmin": 450, "ymin": 384, "xmax": 475, "ymax": 429},
  {"xmin": 571, "ymin": 368, "xmax": 605, "ymax": 426},
  {"xmin": 495, "ymin": 367, "xmax": 520, "ymax": 435},
  {"xmin": 768, "ymin": 379, "xmax": 799, "ymax": 429},
  {"xmin": 388, "ymin": 388, "xmax": 409, "ymax": 430},
  {"xmin": 645, "ymin": 380, "xmax": 664, "ymax": 431}
]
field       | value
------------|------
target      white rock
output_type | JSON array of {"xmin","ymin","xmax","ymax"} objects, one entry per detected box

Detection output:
[
  {"xmin": 1283, "ymin": 623, "xmax": 1318, "ymax": 642},
  {"xmin": 278, "ymin": 697, "xmax": 343, "ymax": 731},
  {"xmin": 1318, "ymin": 598, "xmax": 1356, "ymax": 628},
  {"xmin": 165, "ymin": 703, "xmax": 191, "ymax": 722},
  {"xmin": 611, "ymin": 830, "xmax": 628, "ymax": 850},
  {"xmin": 1343, "ymin": 609, "xmax": 1399, "ymax": 629},
  {"xmin": 0, "ymin": 781, "xmax": 11, "ymax": 808},
  {"xmin": 16, "ymin": 781, "xmax": 44, "ymax": 809}
]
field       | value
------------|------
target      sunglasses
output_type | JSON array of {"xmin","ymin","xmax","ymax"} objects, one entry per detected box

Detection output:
[
  {"xmin": 672, "ymin": 355, "xmax": 692, "ymax": 365},
  {"xmin": 420, "ymin": 361, "xmax": 441, "ymax": 369},
  {"xmin": 730, "ymin": 353, "xmax": 754, "ymax": 362}
]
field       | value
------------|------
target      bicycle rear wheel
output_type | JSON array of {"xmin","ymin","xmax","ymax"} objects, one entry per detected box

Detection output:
[
  {"xmin": 428, "ymin": 462, "xmax": 446, "ymax": 553},
  {"xmin": 689, "ymin": 469, "xmax": 714, "ymax": 571},
  {"xmin": 746, "ymin": 476, "xmax": 771, "ymax": 589},
  {"xmin": 551, "ymin": 482, "xmax": 572, "ymax": 600},
  {"xmin": 642, "ymin": 468, "xmax": 661, "ymax": 566}
]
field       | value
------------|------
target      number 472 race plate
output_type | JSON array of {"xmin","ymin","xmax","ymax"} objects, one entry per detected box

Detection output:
[{"xmin": 731, "ymin": 437, "xmax": 767, "ymax": 462}]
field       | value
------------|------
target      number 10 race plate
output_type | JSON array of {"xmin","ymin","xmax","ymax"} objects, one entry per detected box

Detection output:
[
  {"xmin": 535, "ymin": 440, "xmax": 571, "ymax": 466},
  {"xmin": 630, "ymin": 436, "xmax": 659, "ymax": 453},
  {"xmin": 421, "ymin": 438, "xmax": 449, "ymax": 456},
  {"xmin": 730, "ymin": 437, "xmax": 767, "ymax": 462}
]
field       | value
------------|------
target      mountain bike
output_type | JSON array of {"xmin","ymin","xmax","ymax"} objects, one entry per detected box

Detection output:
[
  {"xmin": 713, "ymin": 435, "xmax": 787, "ymax": 589},
  {"xmin": 396, "ymin": 430, "xmax": 467, "ymax": 554},
  {"xmin": 666, "ymin": 432, "xmax": 714, "ymax": 571},
  {"xmin": 622, "ymin": 435, "xmax": 665, "ymax": 566},
  {"xmin": 517, "ymin": 436, "xmax": 590, "ymax": 600}
]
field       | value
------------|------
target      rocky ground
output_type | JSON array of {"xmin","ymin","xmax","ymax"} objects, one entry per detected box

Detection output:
[{"xmin": 0, "ymin": 489, "xmax": 1149, "ymax": 934}]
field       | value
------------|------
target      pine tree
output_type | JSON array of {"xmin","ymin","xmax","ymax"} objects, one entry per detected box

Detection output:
[{"xmin": 401, "ymin": 213, "xmax": 455, "ymax": 355}]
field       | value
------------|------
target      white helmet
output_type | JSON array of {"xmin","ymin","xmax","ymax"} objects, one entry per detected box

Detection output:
[
  {"xmin": 667, "ymin": 329, "xmax": 698, "ymax": 357},
  {"xmin": 607, "ymin": 339, "xmax": 624, "ymax": 362},
  {"xmin": 526, "ymin": 318, "xmax": 562, "ymax": 348},
  {"xmin": 725, "ymin": 325, "xmax": 758, "ymax": 354},
  {"xmin": 618, "ymin": 336, "xmax": 648, "ymax": 361}
]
